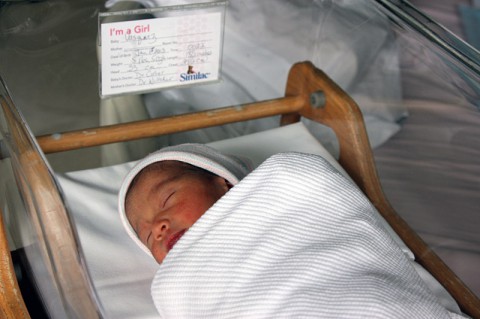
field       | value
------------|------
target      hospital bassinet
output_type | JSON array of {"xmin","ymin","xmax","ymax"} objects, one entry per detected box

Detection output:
[{"xmin": 1, "ymin": 0, "xmax": 480, "ymax": 318}]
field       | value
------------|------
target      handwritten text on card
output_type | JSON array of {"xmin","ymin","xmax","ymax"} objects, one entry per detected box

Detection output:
[{"xmin": 101, "ymin": 12, "xmax": 222, "ymax": 96}]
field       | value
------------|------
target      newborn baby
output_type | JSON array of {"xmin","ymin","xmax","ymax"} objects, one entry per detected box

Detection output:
[
  {"xmin": 118, "ymin": 143, "xmax": 251, "ymax": 263},
  {"xmin": 118, "ymin": 146, "xmax": 460, "ymax": 318}
]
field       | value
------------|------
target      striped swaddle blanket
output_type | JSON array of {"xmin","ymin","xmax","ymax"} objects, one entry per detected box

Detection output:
[{"xmin": 151, "ymin": 153, "xmax": 459, "ymax": 318}]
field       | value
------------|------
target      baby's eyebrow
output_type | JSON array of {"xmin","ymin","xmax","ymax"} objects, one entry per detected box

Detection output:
[
  {"xmin": 132, "ymin": 219, "xmax": 150, "ymax": 247},
  {"xmin": 132, "ymin": 220, "xmax": 140, "ymax": 238},
  {"xmin": 146, "ymin": 232, "xmax": 152, "ymax": 246}
]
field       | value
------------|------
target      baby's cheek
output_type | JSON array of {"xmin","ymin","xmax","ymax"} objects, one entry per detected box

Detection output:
[{"xmin": 180, "ymin": 202, "xmax": 211, "ymax": 224}]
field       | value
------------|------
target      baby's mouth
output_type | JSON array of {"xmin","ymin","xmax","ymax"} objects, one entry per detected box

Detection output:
[{"xmin": 166, "ymin": 229, "xmax": 187, "ymax": 252}]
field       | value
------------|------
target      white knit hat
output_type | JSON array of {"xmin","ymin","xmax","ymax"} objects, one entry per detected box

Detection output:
[{"xmin": 118, "ymin": 143, "xmax": 252, "ymax": 257}]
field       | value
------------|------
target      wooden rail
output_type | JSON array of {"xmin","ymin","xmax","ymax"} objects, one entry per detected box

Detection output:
[{"xmin": 37, "ymin": 96, "xmax": 305, "ymax": 154}]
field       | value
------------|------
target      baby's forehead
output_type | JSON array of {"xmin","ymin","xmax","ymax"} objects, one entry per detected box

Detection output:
[
  {"xmin": 125, "ymin": 160, "xmax": 213, "ymax": 212},
  {"xmin": 130, "ymin": 160, "xmax": 211, "ymax": 191},
  {"xmin": 138, "ymin": 160, "xmax": 192, "ymax": 177},
  {"xmin": 125, "ymin": 161, "xmax": 183, "ymax": 213},
  {"xmin": 126, "ymin": 161, "xmax": 179, "ymax": 198},
  {"xmin": 148, "ymin": 160, "xmax": 190, "ymax": 170}
]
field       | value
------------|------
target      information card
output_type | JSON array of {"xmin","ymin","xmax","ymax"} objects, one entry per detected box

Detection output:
[{"xmin": 99, "ymin": 6, "xmax": 225, "ymax": 97}]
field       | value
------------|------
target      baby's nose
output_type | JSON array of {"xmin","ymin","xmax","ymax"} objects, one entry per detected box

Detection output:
[{"xmin": 152, "ymin": 219, "xmax": 170, "ymax": 241}]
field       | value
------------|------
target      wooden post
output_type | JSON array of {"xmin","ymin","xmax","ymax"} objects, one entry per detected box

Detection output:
[
  {"xmin": 284, "ymin": 61, "xmax": 480, "ymax": 318},
  {"xmin": 0, "ymin": 206, "xmax": 30, "ymax": 319}
]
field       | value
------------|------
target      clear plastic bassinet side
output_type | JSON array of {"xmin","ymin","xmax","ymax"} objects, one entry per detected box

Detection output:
[{"xmin": 0, "ymin": 78, "xmax": 104, "ymax": 318}]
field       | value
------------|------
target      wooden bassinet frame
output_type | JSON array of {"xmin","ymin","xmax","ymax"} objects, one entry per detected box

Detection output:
[{"xmin": 1, "ymin": 62, "xmax": 479, "ymax": 318}]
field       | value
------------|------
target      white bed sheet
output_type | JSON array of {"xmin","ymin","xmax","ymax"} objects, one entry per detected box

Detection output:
[{"xmin": 57, "ymin": 123, "xmax": 459, "ymax": 318}]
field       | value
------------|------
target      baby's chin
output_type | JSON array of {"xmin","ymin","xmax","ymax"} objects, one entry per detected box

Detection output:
[{"xmin": 154, "ymin": 252, "xmax": 167, "ymax": 264}]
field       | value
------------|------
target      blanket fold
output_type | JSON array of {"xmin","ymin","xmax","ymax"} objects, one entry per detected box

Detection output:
[{"xmin": 151, "ymin": 153, "xmax": 456, "ymax": 318}]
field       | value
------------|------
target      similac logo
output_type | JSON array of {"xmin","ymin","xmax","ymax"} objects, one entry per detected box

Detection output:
[{"xmin": 179, "ymin": 65, "xmax": 210, "ymax": 82}]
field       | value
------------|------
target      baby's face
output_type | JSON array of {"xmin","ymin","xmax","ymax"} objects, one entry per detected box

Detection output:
[{"xmin": 126, "ymin": 161, "xmax": 230, "ymax": 263}]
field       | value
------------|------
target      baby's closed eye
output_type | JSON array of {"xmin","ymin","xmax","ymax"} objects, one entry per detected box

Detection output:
[{"xmin": 163, "ymin": 191, "xmax": 175, "ymax": 208}]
